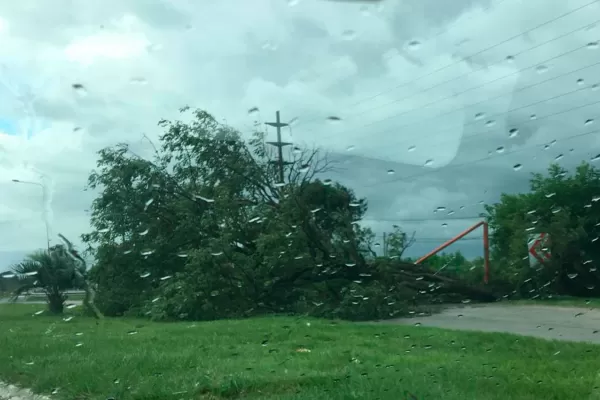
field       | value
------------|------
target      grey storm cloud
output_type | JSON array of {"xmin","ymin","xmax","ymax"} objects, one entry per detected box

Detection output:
[{"xmin": 0, "ymin": 0, "xmax": 599, "ymax": 270}]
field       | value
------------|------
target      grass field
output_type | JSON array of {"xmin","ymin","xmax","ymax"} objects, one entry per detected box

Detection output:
[{"xmin": 1, "ymin": 304, "xmax": 600, "ymax": 400}]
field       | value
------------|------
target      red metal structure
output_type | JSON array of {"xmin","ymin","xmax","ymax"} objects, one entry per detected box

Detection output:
[{"xmin": 414, "ymin": 221, "xmax": 490, "ymax": 284}]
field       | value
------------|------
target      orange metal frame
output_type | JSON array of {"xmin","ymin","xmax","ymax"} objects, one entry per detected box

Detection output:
[{"xmin": 414, "ymin": 221, "xmax": 490, "ymax": 284}]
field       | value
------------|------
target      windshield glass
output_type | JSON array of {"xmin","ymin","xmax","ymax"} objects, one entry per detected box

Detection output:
[{"xmin": 1, "ymin": 1, "xmax": 600, "ymax": 399}]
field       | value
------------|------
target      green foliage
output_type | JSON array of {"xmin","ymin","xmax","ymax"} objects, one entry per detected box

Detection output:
[
  {"xmin": 484, "ymin": 162, "xmax": 600, "ymax": 298},
  {"xmin": 10, "ymin": 246, "xmax": 84, "ymax": 314},
  {"xmin": 83, "ymin": 107, "xmax": 404, "ymax": 321}
]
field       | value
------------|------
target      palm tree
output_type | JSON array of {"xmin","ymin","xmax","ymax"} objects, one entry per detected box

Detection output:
[{"xmin": 10, "ymin": 247, "xmax": 83, "ymax": 314}]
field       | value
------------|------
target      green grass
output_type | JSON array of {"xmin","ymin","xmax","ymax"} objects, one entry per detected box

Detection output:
[{"xmin": 1, "ymin": 304, "xmax": 600, "ymax": 400}]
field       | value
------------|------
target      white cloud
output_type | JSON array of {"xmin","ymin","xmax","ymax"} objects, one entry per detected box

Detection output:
[{"xmin": 0, "ymin": 0, "xmax": 599, "ymax": 269}]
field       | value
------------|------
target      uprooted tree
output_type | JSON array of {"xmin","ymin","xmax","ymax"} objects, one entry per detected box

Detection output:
[{"xmin": 82, "ymin": 107, "xmax": 495, "ymax": 322}]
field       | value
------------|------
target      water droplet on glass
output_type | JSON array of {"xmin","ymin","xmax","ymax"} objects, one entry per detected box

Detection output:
[
  {"xmin": 506, "ymin": 55, "xmax": 515, "ymax": 62},
  {"xmin": 194, "ymin": 195, "xmax": 215, "ymax": 203},
  {"xmin": 211, "ymin": 251, "xmax": 224, "ymax": 256},
  {"xmin": 474, "ymin": 112, "xmax": 484, "ymax": 120},
  {"xmin": 346, "ymin": 145, "xmax": 355, "ymax": 151},
  {"xmin": 535, "ymin": 65, "xmax": 548, "ymax": 74},
  {"xmin": 210, "ymin": 290, "xmax": 219, "ymax": 297},
  {"xmin": 554, "ymin": 154, "xmax": 564, "ymax": 161},
  {"xmin": 299, "ymin": 164, "xmax": 310, "ymax": 173},
  {"xmin": 441, "ymin": 223, "xmax": 448, "ymax": 228},
  {"xmin": 509, "ymin": 128, "xmax": 519, "ymax": 138},
  {"xmin": 513, "ymin": 163, "xmax": 523, "ymax": 171},
  {"xmin": 130, "ymin": 77, "xmax": 147, "ymax": 85},
  {"xmin": 591, "ymin": 154, "xmax": 600, "ymax": 162},
  {"xmin": 327, "ymin": 116, "xmax": 342, "ymax": 123},
  {"xmin": 72, "ymin": 83, "xmax": 87, "ymax": 97},
  {"xmin": 408, "ymin": 145, "xmax": 416, "ymax": 152},
  {"xmin": 139, "ymin": 228, "xmax": 149, "ymax": 236},
  {"xmin": 248, "ymin": 107, "xmax": 259, "ymax": 115},
  {"xmin": 577, "ymin": 78, "xmax": 585, "ymax": 85},
  {"xmin": 342, "ymin": 29, "xmax": 356, "ymax": 41},
  {"xmin": 141, "ymin": 250, "xmax": 154, "ymax": 256},
  {"xmin": 408, "ymin": 40, "xmax": 421, "ymax": 50},
  {"xmin": 587, "ymin": 41, "xmax": 599, "ymax": 49},
  {"xmin": 140, "ymin": 272, "xmax": 151, "ymax": 278},
  {"xmin": 387, "ymin": 169, "xmax": 395, "ymax": 175},
  {"xmin": 496, "ymin": 146, "xmax": 505, "ymax": 154},
  {"xmin": 585, "ymin": 119, "xmax": 594, "ymax": 126},
  {"xmin": 424, "ymin": 159, "xmax": 433, "ymax": 167},
  {"xmin": 568, "ymin": 273, "xmax": 578, "ymax": 279},
  {"xmin": 160, "ymin": 275, "xmax": 172, "ymax": 281},
  {"xmin": 592, "ymin": 83, "xmax": 599, "ymax": 91},
  {"xmin": 485, "ymin": 120, "xmax": 495, "ymax": 127}
]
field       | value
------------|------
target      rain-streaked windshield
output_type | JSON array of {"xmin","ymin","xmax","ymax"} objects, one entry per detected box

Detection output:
[{"xmin": 1, "ymin": 1, "xmax": 600, "ymax": 399}]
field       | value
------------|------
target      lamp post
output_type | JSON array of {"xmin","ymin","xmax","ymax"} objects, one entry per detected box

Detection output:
[{"xmin": 11, "ymin": 179, "xmax": 50, "ymax": 249}]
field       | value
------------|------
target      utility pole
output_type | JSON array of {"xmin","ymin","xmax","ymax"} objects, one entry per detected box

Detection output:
[{"xmin": 265, "ymin": 111, "xmax": 293, "ymax": 184}]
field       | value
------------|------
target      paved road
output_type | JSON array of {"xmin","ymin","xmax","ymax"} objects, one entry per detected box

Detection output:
[{"xmin": 384, "ymin": 303, "xmax": 600, "ymax": 344}]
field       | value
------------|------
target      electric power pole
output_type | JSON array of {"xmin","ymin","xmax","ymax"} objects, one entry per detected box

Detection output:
[{"xmin": 265, "ymin": 111, "xmax": 293, "ymax": 184}]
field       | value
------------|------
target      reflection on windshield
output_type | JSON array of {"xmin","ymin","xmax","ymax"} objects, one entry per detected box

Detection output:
[{"xmin": 1, "ymin": 0, "xmax": 600, "ymax": 399}]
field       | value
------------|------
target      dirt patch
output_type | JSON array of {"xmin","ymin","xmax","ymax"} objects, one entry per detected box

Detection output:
[
  {"xmin": 381, "ymin": 303, "xmax": 600, "ymax": 344},
  {"xmin": 0, "ymin": 381, "xmax": 51, "ymax": 400}
]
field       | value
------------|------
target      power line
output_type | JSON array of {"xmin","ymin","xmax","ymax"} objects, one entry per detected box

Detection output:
[
  {"xmin": 363, "ymin": 121, "xmax": 600, "ymax": 188},
  {"xmin": 292, "ymin": 0, "xmax": 600, "ymax": 128},
  {"xmin": 363, "ymin": 216, "xmax": 483, "ymax": 222},
  {"xmin": 296, "ymin": 20, "xmax": 600, "ymax": 142},
  {"xmin": 282, "ymin": 0, "xmax": 514, "ymax": 113},
  {"xmin": 365, "ymin": 86, "xmax": 600, "ymax": 160}
]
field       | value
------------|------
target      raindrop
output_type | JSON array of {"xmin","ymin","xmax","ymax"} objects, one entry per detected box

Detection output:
[
  {"xmin": 342, "ymin": 29, "xmax": 356, "ymax": 41},
  {"xmin": 587, "ymin": 41, "xmax": 599, "ymax": 49},
  {"xmin": 554, "ymin": 154, "xmax": 564, "ymax": 161},
  {"xmin": 568, "ymin": 273, "xmax": 578, "ymax": 279},
  {"xmin": 408, "ymin": 145, "xmax": 416, "ymax": 152},
  {"xmin": 130, "ymin": 77, "xmax": 147, "ymax": 85},
  {"xmin": 585, "ymin": 119, "xmax": 594, "ymax": 126},
  {"xmin": 194, "ymin": 195, "xmax": 215, "ymax": 203},
  {"xmin": 591, "ymin": 154, "xmax": 600, "ymax": 162},
  {"xmin": 72, "ymin": 83, "xmax": 87, "ymax": 96},
  {"xmin": 144, "ymin": 198, "xmax": 154, "ymax": 210},
  {"xmin": 248, "ymin": 107, "xmax": 259, "ymax": 114},
  {"xmin": 496, "ymin": 146, "xmax": 505, "ymax": 154},
  {"xmin": 140, "ymin": 250, "xmax": 154, "ymax": 256},
  {"xmin": 485, "ymin": 120, "xmax": 495, "ymax": 127},
  {"xmin": 577, "ymin": 78, "xmax": 585, "ymax": 85},
  {"xmin": 211, "ymin": 251, "xmax": 224, "ymax": 256},
  {"xmin": 327, "ymin": 116, "xmax": 342, "ymax": 123},
  {"xmin": 346, "ymin": 145, "xmax": 355, "ymax": 151},
  {"xmin": 98, "ymin": 228, "xmax": 109, "ymax": 233},
  {"xmin": 474, "ymin": 112, "xmax": 485, "ymax": 120},
  {"xmin": 408, "ymin": 40, "xmax": 421, "ymax": 50},
  {"xmin": 592, "ymin": 84, "xmax": 599, "ymax": 91},
  {"xmin": 160, "ymin": 275, "xmax": 172, "ymax": 281},
  {"xmin": 349, "ymin": 202, "xmax": 360, "ymax": 207},
  {"xmin": 506, "ymin": 55, "xmax": 515, "ymax": 62},
  {"xmin": 441, "ymin": 223, "xmax": 448, "ymax": 228},
  {"xmin": 513, "ymin": 163, "xmax": 523, "ymax": 171},
  {"xmin": 139, "ymin": 228, "xmax": 149, "ymax": 236},
  {"xmin": 535, "ymin": 65, "xmax": 548, "ymax": 74},
  {"xmin": 424, "ymin": 159, "xmax": 434, "ymax": 167},
  {"xmin": 299, "ymin": 164, "xmax": 310, "ymax": 173},
  {"xmin": 509, "ymin": 128, "xmax": 519, "ymax": 138},
  {"xmin": 530, "ymin": 114, "xmax": 537, "ymax": 120},
  {"xmin": 210, "ymin": 290, "xmax": 219, "ymax": 297},
  {"xmin": 387, "ymin": 169, "xmax": 395, "ymax": 175}
]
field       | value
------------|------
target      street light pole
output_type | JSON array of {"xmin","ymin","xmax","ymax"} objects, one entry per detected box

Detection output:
[{"xmin": 11, "ymin": 179, "xmax": 51, "ymax": 250}]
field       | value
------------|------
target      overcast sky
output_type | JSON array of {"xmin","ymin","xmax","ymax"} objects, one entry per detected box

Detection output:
[{"xmin": 0, "ymin": 0, "xmax": 599, "ymax": 271}]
